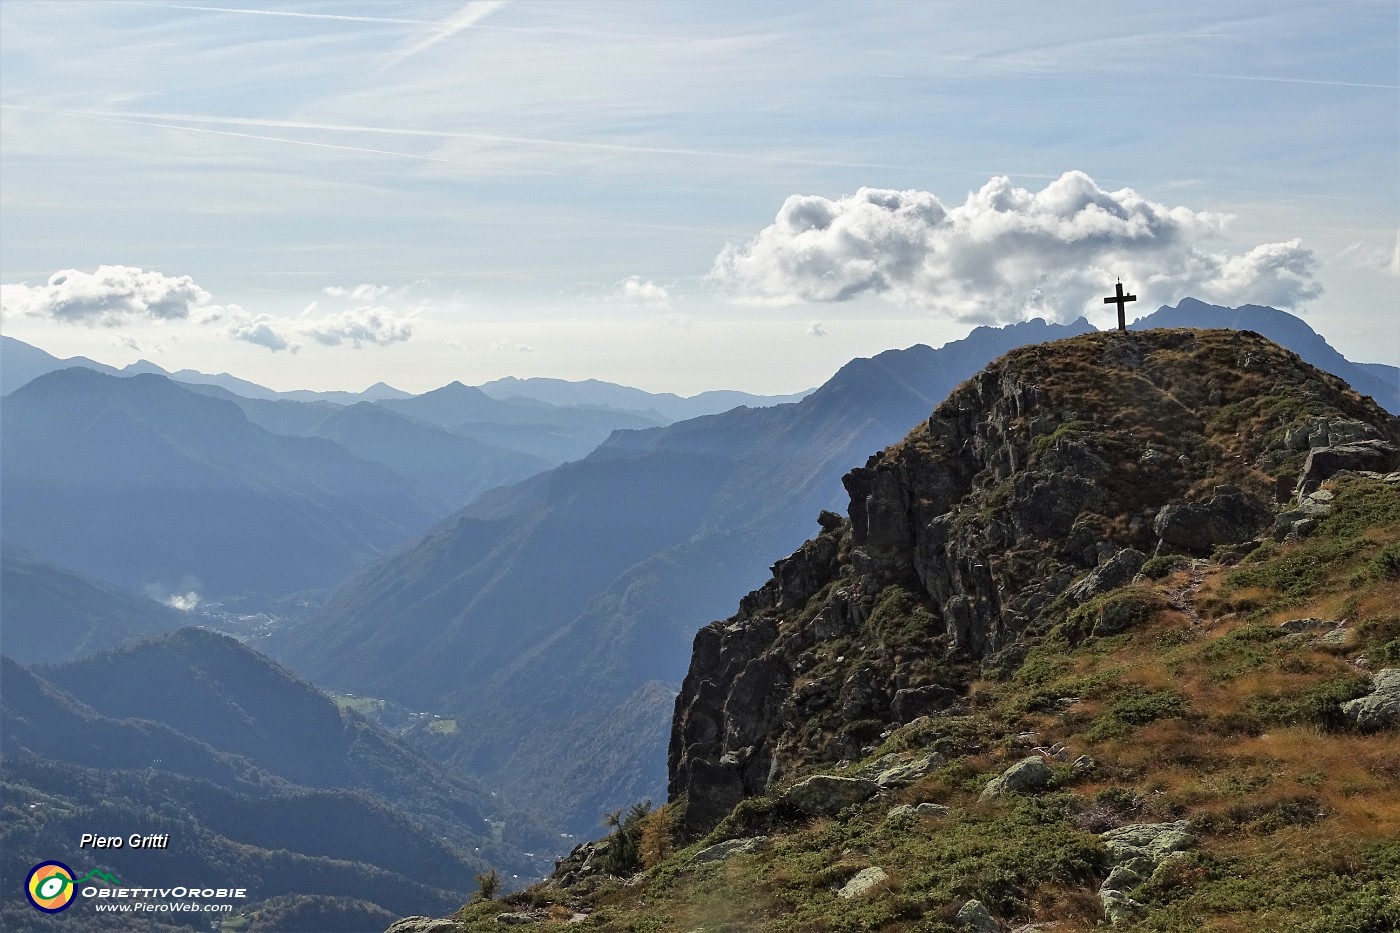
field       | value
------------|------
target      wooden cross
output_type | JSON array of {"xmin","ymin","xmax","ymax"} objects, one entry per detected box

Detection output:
[{"xmin": 1103, "ymin": 279, "xmax": 1136, "ymax": 332}]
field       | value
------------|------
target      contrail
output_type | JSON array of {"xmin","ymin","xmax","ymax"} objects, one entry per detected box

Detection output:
[
  {"xmin": 2, "ymin": 105, "xmax": 917, "ymax": 171},
  {"xmin": 120, "ymin": 2, "xmax": 435, "ymax": 25},
  {"xmin": 1181, "ymin": 71, "xmax": 1398, "ymax": 90},
  {"xmin": 380, "ymin": 0, "xmax": 511, "ymax": 71},
  {"xmin": 64, "ymin": 113, "xmax": 477, "ymax": 167}
]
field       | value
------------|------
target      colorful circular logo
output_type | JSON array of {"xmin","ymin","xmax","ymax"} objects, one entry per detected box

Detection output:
[{"xmin": 26, "ymin": 861, "xmax": 76, "ymax": 913}]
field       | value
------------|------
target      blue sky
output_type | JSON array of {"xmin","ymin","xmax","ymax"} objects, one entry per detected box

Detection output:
[{"xmin": 1, "ymin": 1, "xmax": 1396, "ymax": 393}]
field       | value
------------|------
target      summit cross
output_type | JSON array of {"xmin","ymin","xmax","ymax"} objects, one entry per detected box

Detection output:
[{"xmin": 1103, "ymin": 280, "xmax": 1137, "ymax": 332}]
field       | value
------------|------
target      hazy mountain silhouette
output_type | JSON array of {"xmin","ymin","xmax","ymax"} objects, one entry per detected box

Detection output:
[
  {"xmin": 1131, "ymin": 298, "xmax": 1398, "ymax": 413},
  {"xmin": 479, "ymin": 375, "xmax": 813, "ymax": 421},
  {"xmin": 374, "ymin": 381, "xmax": 667, "ymax": 463},
  {"xmin": 1, "ymin": 368, "xmax": 443, "ymax": 598},
  {"xmin": 271, "ymin": 316, "xmax": 1097, "ymax": 832},
  {"xmin": 175, "ymin": 385, "xmax": 551, "ymax": 509},
  {"xmin": 0, "ymin": 335, "xmax": 121, "ymax": 394},
  {"xmin": 0, "ymin": 546, "xmax": 187, "ymax": 664}
]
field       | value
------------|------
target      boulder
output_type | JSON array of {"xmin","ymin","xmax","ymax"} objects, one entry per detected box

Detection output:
[
  {"xmin": 1297, "ymin": 441, "xmax": 1400, "ymax": 494},
  {"xmin": 890, "ymin": 684, "xmax": 959, "ymax": 722},
  {"xmin": 1284, "ymin": 418, "xmax": 1378, "ymax": 451},
  {"xmin": 495, "ymin": 915, "xmax": 536, "ymax": 926},
  {"xmin": 836, "ymin": 866, "xmax": 888, "ymax": 898},
  {"xmin": 1100, "ymin": 821, "xmax": 1194, "ymax": 863},
  {"xmin": 1096, "ymin": 824, "xmax": 1193, "ymax": 924},
  {"xmin": 386, "ymin": 920, "xmax": 465, "ymax": 933},
  {"xmin": 875, "ymin": 753, "xmax": 946, "ymax": 787},
  {"xmin": 1154, "ymin": 486, "xmax": 1273, "ymax": 554},
  {"xmin": 886, "ymin": 801, "xmax": 950, "ymax": 821},
  {"xmin": 1067, "ymin": 549, "xmax": 1147, "ymax": 605},
  {"xmin": 1340, "ymin": 668, "xmax": 1400, "ymax": 730},
  {"xmin": 779, "ymin": 774, "xmax": 880, "ymax": 816},
  {"xmin": 1277, "ymin": 617, "xmax": 1335, "ymax": 634},
  {"xmin": 689, "ymin": 836, "xmax": 768, "ymax": 865},
  {"xmin": 955, "ymin": 898, "xmax": 1000, "ymax": 932},
  {"xmin": 980, "ymin": 756, "xmax": 1052, "ymax": 800}
]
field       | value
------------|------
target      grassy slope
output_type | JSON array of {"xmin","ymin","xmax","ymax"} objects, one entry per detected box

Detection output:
[{"xmin": 450, "ymin": 475, "xmax": 1399, "ymax": 932}]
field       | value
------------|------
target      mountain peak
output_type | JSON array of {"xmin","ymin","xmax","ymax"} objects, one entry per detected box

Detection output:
[{"xmin": 670, "ymin": 326, "xmax": 1400, "ymax": 837}]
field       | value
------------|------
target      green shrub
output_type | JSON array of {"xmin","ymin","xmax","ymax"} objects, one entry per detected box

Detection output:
[{"xmin": 1141, "ymin": 555, "xmax": 1189, "ymax": 580}]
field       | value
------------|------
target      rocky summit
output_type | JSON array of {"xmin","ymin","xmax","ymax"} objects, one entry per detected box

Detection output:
[
  {"xmin": 416, "ymin": 327, "xmax": 1400, "ymax": 932},
  {"xmin": 669, "ymin": 327, "xmax": 1398, "ymax": 837}
]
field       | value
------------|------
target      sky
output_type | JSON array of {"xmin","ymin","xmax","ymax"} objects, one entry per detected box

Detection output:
[{"xmin": 1, "ymin": 0, "xmax": 1396, "ymax": 395}]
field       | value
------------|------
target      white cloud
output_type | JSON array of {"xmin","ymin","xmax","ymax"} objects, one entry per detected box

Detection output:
[
  {"xmin": 227, "ymin": 312, "xmax": 299, "ymax": 353},
  {"xmin": 324, "ymin": 283, "xmax": 395, "ymax": 301},
  {"xmin": 227, "ymin": 305, "xmax": 420, "ymax": 352},
  {"xmin": 1, "ymin": 265, "xmax": 214, "ymax": 325},
  {"xmin": 807, "ymin": 321, "xmax": 827, "ymax": 337},
  {"xmin": 713, "ymin": 171, "xmax": 1322, "ymax": 323},
  {"xmin": 611, "ymin": 275, "xmax": 671, "ymax": 309},
  {"xmin": 1337, "ymin": 234, "xmax": 1400, "ymax": 277}
]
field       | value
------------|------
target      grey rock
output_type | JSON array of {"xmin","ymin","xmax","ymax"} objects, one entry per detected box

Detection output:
[
  {"xmin": 690, "ymin": 835, "xmax": 768, "ymax": 865},
  {"xmin": 887, "ymin": 802, "xmax": 950, "ymax": 821},
  {"xmin": 1285, "ymin": 418, "xmax": 1379, "ymax": 452},
  {"xmin": 1341, "ymin": 668, "xmax": 1400, "ymax": 730},
  {"xmin": 955, "ymin": 898, "xmax": 999, "ymax": 932},
  {"xmin": 1313, "ymin": 627, "xmax": 1353, "ymax": 647},
  {"xmin": 1067, "ymin": 548, "xmax": 1147, "ymax": 605},
  {"xmin": 1099, "ymin": 887, "xmax": 1141, "ymax": 925},
  {"xmin": 875, "ymin": 753, "xmax": 946, "ymax": 787},
  {"xmin": 1100, "ymin": 864, "xmax": 1146, "ymax": 894},
  {"xmin": 1100, "ymin": 821, "xmax": 1194, "ymax": 863},
  {"xmin": 1298, "ymin": 440, "xmax": 1400, "ymax": 494},
  {"xmin": 890, "ymin": 684, "xmax": 959, "ymax": 722},
  {"xmin": 1278, "ymin": 617, "xmax": 1335, "ymax": 634},
  {"xmin": 1072, "ymin": 754, "xmax": 1097, "ymax": 773},
  {"xmin": 386, "ymin": 920, "xmax": 465, "ymax": 933},
  {"xmin": 1154, "ymin": 485, "xmax": 1273, "ymax": 554},
  {"xmin": 836, "ymin": 866, "xmax": 888, "ymax": 898},
  {"xmin": 495, "ymin": 914, "xmax": 537, "ymax": 925},
  {"xmin": 980, "ymin": 756, "xmax": 1052, "ymax": 800},
  {"xmin": 779, "ymin": 774, "xmax": 880, "ymax": 816}
]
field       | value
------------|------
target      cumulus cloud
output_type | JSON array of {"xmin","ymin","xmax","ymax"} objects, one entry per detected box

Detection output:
[
  {"xmin": 227, "ymin": 312, "xmax": 298, "ymax": 353},
  {"xmin": 807, "ymin": 321, "xmax": 828, "ymax": 337},
  {"xmin": 611, "ymin": 275, "xmax": 671, "ymax": 309},
  {"xmin": 226, "ymin": 305, "xmax": 420, "ymax": 353},
  {"xmin": 1, "ymin": 265, "xmax": 214, "ymax": 325},
  {"xmin": 712, "ymin": 171, "xmax": 1321, "ymax": 323}
]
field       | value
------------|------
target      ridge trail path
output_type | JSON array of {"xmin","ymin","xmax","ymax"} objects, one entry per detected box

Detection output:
[{"xmin": 1165, "ymin": 561, "xmax": 1208, "ymax": 627}]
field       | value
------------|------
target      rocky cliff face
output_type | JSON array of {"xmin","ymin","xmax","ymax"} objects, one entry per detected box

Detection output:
[{"xmin": 668, "ymin": 328, "xmax": 1400, "ymax": 837}]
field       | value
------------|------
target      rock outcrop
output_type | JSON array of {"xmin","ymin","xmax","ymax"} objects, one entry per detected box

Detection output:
[
  {"xmin": 1341, "ymin": 668, "xmax": 1400, "ymax": 730},
  {"xmin": 668, "ymin": 329, "xmax": 1400, "ymax": 839}
]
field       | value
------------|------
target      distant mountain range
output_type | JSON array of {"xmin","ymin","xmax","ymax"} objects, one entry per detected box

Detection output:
[
  {"xmin": 269, "ymin": 316, "xmax": 1099, "ymax": 832},
  {"xmin": 478, "ymin": 375, "xmax": 813, "ymax": 422},
  {"xmin": 2, "ymin": 300, "xmax": 1393, "ymax": 842},
  {"xmin": 1, "ymin": 368, "xmax": 445, "ymax": 598},
  {"xmin": 1, "ymin": 333, "xmax": 812, "ymax": 422},
  {"xmin": 267, "ymin": 299, "xmax": 1397, "ymax": 834},
  {"xmin": 0, "ymin": 628, "xmax": 554, "ymax": 932}
]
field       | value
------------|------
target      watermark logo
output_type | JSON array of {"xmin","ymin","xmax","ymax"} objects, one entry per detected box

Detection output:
[{"xmin": 25, "ymin": 862, "xmax": 123, "ymax": 913}]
